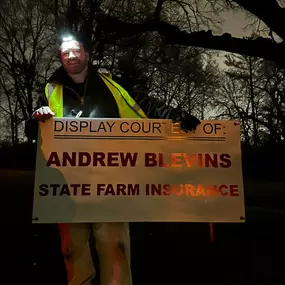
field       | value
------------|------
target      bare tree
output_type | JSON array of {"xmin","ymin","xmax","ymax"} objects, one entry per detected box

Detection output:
[
  {"xmin": 0, "ymin": 0, "xmax": 58, "ymax": 144},
  {"xmin": 212, "ymin": 74, "xmax": 253, "ymax": 144},
  {"xmin": 0, "ymin": 72, "xmax": 22, "ymax": 145},
  {"xmin": 92, "ymin": 0, "xmax": 285, "ymax": 65},
  {"xmin": 213, "ymin": 53, "xmax": 285, "ymax": 145}
]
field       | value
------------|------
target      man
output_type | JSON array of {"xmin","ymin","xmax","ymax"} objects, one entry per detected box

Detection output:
[{"xmin": 26, "ymin": 32, "xmax": 200, "ymax": 285}]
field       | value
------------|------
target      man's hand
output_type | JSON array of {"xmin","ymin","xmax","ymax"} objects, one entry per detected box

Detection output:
[
  {"xmin": 180, "ymin": 113, "xmax": 201, "ymax": 132},
  {"xmin": 171, "ymin": 109, "xmax": 201, "ymax": 132},
  {"xmin": 32, "ymin": 106, "xmax": 54, "ymax": 121}
]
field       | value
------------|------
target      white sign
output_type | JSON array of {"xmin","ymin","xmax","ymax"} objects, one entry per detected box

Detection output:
[{"xmin": 32, "ymin": 118, "xmax": 245, "ymax": 223}]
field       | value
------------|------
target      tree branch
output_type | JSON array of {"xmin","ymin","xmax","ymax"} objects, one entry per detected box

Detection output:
[
  {"xmin": 154, "ymin": 0, "xmax": 164, "ymax": 20},
  {"xmin": 233, "ymin": 0, "xmax": 285, "ymax": 41},
  {"xmin": 95, "ymin": 13, "xmax": 285, "ymax": 65}
]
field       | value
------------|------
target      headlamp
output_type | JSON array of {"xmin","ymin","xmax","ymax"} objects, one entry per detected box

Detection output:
[{"xmin": 61, "ymin": 35, "xmax": 74, "ymax": 42}]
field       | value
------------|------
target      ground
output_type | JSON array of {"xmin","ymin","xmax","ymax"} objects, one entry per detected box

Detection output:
[{"xmin": 1, "ymin": 169, "xmax": 285, "ymax": 285}]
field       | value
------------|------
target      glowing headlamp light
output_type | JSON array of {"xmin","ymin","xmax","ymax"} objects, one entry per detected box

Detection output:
[
  {"xmin": 62, "ymin": 35, "xmax": 74, "ymax": 42},
  {"xmin": 60, "ymin": 34, "xmax": 81, "ymax": 52}
]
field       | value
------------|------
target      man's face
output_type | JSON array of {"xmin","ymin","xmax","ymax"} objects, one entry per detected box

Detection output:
[{"xmin": 60, "ymin": 40, "xmax": 89, "ymax": 74}]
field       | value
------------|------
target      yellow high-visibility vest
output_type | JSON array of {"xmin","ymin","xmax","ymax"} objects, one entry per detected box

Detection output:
[{"xmin": 44, "ymin": 73, "xmax": 147, "ymax": 119}]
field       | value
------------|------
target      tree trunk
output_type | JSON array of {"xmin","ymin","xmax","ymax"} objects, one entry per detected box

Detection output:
[{"xmin": 248, "ymin": 58, "xmax": 259, "ymax": 146}]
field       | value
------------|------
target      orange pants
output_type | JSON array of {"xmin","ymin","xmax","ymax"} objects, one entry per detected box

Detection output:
[{"xmin": 58, "ymin": 223, "xmax": 132, "ymax": 285}]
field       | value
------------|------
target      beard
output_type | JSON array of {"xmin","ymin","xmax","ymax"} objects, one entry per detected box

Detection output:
[{"xmin": 64, "ymin": 60, "xmax": 87, "ymax": 74}]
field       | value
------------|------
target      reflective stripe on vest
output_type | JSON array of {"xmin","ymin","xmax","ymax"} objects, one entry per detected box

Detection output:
[
  {"xmin": 44, "ymin": 83, "xmax": 63, "ymax": 117},
  {"xmin": 44, "ymin": 73, "xmax": 147, "ymax": 119}
]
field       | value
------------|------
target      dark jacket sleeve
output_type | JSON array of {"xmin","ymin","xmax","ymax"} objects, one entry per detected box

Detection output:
[
  {"xmin": 136, "ymin": 95, "xmax": 184, "ymax": 120},
  {"xmin": 136, "ymin": 96, "xmax": 182, "ymax": 120},
  {"xmin": 24, "ymin": 94, "xmax": 49, "ymax": 141},
  {"xmin": 136, "ymin": 95, "xmax": 201, "ymax": 132}
]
